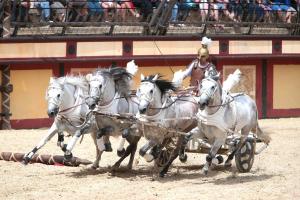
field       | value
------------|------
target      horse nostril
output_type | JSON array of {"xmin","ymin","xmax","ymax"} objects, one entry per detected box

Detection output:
[
  {"xmin": 48, "ymin": 111, "xmax": 55, "ymax": 118},
  {"xmin": 140, "ymin": 108, "xmax": 146, "ymax": 114},
  {"xmin": 90, "ymin": 103, "xmax": 96, "ymax": 110}
]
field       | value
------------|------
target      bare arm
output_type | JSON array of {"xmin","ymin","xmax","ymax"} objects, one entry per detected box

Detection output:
[{"xmin": 182, "ymin": 59, "xmax": 198, "ymax": 79}]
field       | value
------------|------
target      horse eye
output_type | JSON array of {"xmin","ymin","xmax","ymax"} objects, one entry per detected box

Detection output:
[
  {"xmin": 99, "ymin": 84, "xmax": 102, "ymax": 89},
  {"xmin": 57, "ymin": 94, "xmax": 60, "ymax": 98},
  {"xmin": 150, "ymin": 89, "xmax": 153, "ymax": 94},
  {"xmin": 212, "ymin": 86, "xmax": 215, "ymax": 90}
]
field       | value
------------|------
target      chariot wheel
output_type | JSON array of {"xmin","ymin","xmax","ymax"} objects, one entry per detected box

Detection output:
[
  {"xmin": 235, "ymin": 138, "xmax": 256, "ymax": 173},
  {"xmin": 154, "ymin": 138, "xmax": 177, "ymax": 168},
  {"xmin": 155, "ymin": 149, "xmax": 172, "ymax": 167}
]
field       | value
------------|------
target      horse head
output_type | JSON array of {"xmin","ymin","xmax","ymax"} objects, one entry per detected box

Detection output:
[
  {"xmin": 137, "ymin": 74, "xmax": 176, "ymax": 114},
  {"xmin": 205, "ymin": 65, "xmax": 220, "ymax": 81},
  {"xmin": 198, "ymin": 77, "xmax": 222, "ymax": 110},
  {"xmin": 86, "ymin": 71, "xmax": 109, "ymax": 110},
  {"xmin": 46, "ymin": 77, "xmax": 64, "ymax": 117}
]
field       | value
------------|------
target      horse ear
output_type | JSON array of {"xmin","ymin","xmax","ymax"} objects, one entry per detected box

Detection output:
[
  {"xmin": 141, "ymin": 74, "xmax": 145, "ymax": 81},
  {"xmin": 152, "ymin": 74, "xmax": 159, "ymax": 81},
  {"xmin": 86, "ymin": 73, "xmax": 92, "ymax": 81},
  {"xmin": 50, "ymin": 77, "xmax": 55, "ymax": 83}
]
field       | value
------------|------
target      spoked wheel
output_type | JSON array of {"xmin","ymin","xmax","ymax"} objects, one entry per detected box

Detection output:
[
  {"xmin": 155, "ymin": 149, "xmax": 172, "ymax": 168},
  {"xmin": 154, "ymin": 138, "xmax": 176, "ymax": 168},
  {"xmin": 235, "ymin": 138, "xmax": 256, "ymax": 173}
]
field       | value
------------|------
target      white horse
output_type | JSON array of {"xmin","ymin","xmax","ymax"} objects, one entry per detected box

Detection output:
[
  {"xmin": 23, "ymin": 76, "xmax": 104, "ymax": 169},
  {"xmin": 136, "ymin": 74, "xmax": 199, "ymax": 177},
  {"xmin": 65, "ymin": 66, "xmax": 140, "ymax": 170},
  {"xmin": 187, "ymin": 76, "xmax": 271, "ymax": 174}
]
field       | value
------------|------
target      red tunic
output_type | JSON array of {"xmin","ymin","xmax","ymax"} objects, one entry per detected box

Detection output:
[{"xmin": 190, "ymin": 61, "xmax": 211, "ymax": 87}]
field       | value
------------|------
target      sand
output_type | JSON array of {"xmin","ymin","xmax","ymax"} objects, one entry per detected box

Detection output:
[{"xmin": 0, "ymin": 118, "xmax": 300, "ymax": 200}]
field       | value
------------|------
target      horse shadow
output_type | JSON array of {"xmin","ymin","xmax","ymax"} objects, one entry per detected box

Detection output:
[
  {"xmin": 67, "ymin": 165, "xmax": 153, "ymax": 179},
  {"xmin": 65, "ymin": 164, "xmax": 276, "ymax": 184}
]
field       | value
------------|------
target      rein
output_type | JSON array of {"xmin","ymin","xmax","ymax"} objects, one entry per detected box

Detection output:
[
  {"xmin": 207, "ymin": 93, "xmax": 243, "ymax": 108},
  {"xmin": 147, "ymin": 93, "xmax": 198, "ymax": 110},
  {"xmin": 58, "ymin": 102, "xmax": 86, "ymax": 114}
]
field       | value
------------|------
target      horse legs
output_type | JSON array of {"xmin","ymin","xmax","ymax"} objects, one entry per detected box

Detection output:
[
  {"xmin": 127, "ymin": 136, "xmax": 140, "ymax": 169},
  {"xmin": 97, "ymin": 127, "xmax": 113, "ymax": 152},
  {"xmin": 91, "ymin": 131, "xmax": 104, "ymax": 169},
  {"xmin": 57, "ymin": 132, "xmax": 67, "ymax": 152},
  {"xmin": 202, "ymin": 138, "xmax": 224, "ymax": 175},
  {"xmin": 23, "ymin": 124, "xmax": 58, "ymax": 165},
  {"xmin": 112, "ymin": 135, "xmax": 140, "ymax": 170},
  {"xmin": 64, "ymin": 123, "xmax": 90, "ymax": 160},
  {"xmin": 139, "ymin": 140, "xmax": 157, "ymax": 162},
  {"xmin": 117, "ymin": 129, "xmax": 131, "ymax": 157}
]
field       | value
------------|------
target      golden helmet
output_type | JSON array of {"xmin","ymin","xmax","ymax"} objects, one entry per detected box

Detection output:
[{"xmin": 197, "ymin": 45, "xmax": 209, "ymax": 59}]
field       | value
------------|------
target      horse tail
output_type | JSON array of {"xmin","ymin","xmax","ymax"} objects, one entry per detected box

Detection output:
[{"xmin": 255, "ymin": 124, "xmax": 271, "ymax": 144}]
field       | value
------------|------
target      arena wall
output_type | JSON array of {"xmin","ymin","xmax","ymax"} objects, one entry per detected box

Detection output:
[{"xmin": 0, "ymin": 36, "xmax": 300, "ymax": 129}]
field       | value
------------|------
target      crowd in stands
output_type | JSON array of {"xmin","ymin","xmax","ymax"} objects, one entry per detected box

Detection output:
[{"xmin": 11, "ymin": 0, "xmax": 300, "ymax": 24}]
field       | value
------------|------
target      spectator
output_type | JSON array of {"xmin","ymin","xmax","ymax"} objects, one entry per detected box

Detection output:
[
  {"xmin": 14, "ymin": 0, "xmax": 30, "ymax": 22},
  {"xmin": 101, "ymin": 0, "xmax": 121, "ymax": 21},
  {"xmin": 227, "ymin": 0, "xmax": 243, "ymax": 22},
  {"xmin": 248, "ymin": 0, "xmax": 264, "ymax": 22},
  {"xmin": 51, "ymin": 1, "xmax": 66, "ymax": 22},
  {"xmin": 87, "ymin": 0, "xmax": 103, "ymax": 20},
  {"xmin": 119, "ymin": 0, "xmax": 140, "ymax": 21},
  {"xmin": 214, "ymin": 0, "xmax": 231, "ymax": 22},
  {"xmin": 68, "ymin": 0, "xmax": 89, "ymax": 22},
  {"xmin": 271, "ymin": 0, "xmax": 297, "ymax": 23},
  {"xmin": 257, "ymin": 0, "xmax": 273, "ymax": 22},
  {"xmin": 132, "ymin": 0, "xmax": 153, "ymax": 21},
  {"xmin": 170, "ymin": 0, "xmax": 196, "ymax": 24},
  {"xmin": 198, "ymin": 0, "xmax": 209, "ymax": 22},
  {"xmin": 34, "ymin": 0, "xmax": 51, "ymax": 22}
]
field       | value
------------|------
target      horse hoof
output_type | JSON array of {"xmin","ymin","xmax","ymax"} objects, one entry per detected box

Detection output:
[
  {"xmin": 144, "ymin": 153, "xmax": 154, "ymax": 162},
  {"xmin": 22, "ymin": 156, "xmax": 30, "ymax": 165},
  {"xmin": 179, "ymin": 154, "xmax": 188, "ymax": 163},
  {"xmin": 117, "ymin": 148, "xmax": 125, "ymax": 157},
  {"xmin": 64, "ymin": 153, "xmax": 73, "ymax": 161},
  {"xmin": 159, "ymin": 172, "xmax": 165, "ymax": 178},
  {"xmin": 224, "ymin": 162, "xmax": 232, "ymax": 168},
  {"xmin": 202, "ymin": 168, "xmax": 208, "ymax": 175},
  {"xmin": 104, "ymin": 143, "xmax": 113, "ymax": 152},
  {"xmin": 91, "ymin": 165, "xmax": 98, "ymax": 170},
  {"xmin": 216, "ymin": 155, "xmax": 224, "ymax": 164},
  {"xmin": 61, "ymin": 144, "xmax": 67, "ymax": 152}
]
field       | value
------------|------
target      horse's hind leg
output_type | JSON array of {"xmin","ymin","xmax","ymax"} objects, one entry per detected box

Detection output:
[
  {"xmin": 256, "ymin": 124, "xmax": 271, "ymax": 144},
  {"xmin": 127, "ymin": 136, "xmax": 140, "ymax": 169}
]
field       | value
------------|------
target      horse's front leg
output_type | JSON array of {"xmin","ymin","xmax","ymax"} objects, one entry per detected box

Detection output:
[
  {"xmin": 91, "ymin": 131, "xmax": 104, "ymax": 169},
  {"xmin": 64, "ymin": 123, "xmax": 91, "ymax": 160},
  {"xmin": 116, "ymin": 128, "xmax": 131, "ymax": 157},
  {"xmin": 202, "ymin": 138, "xmax": 224, "ymax": 175},
  {"xmin": 23, "ymin": 123, "xmax": 58, "ymax": 165},
  {"xmin": 57, "ymin": 132, "xmax": 67, "ymax": 152},
  {"xmin": 97, "ymin": 127, "xmax": 113, "ymax": 152},
  {"xmin": 113, "ymin": 134, "xmax": 140, "ymax": 170}
]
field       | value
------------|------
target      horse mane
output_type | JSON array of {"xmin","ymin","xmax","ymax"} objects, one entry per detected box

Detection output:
[
  {"xmin": 57, "ymin": 75, "xmax": 89, "ymax": 91},
  {"xmin": 94, "ymin": 67, "xmax": 133, "ymax": 97},
  {"xmin": 142, "ymin": 74, "xmax": 177, "ymax": 95}
]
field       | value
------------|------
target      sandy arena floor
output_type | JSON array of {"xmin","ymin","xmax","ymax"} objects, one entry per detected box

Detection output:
[{"xmin": 0, "ymin": 118, "xmax": 300, "ymax": 200}]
